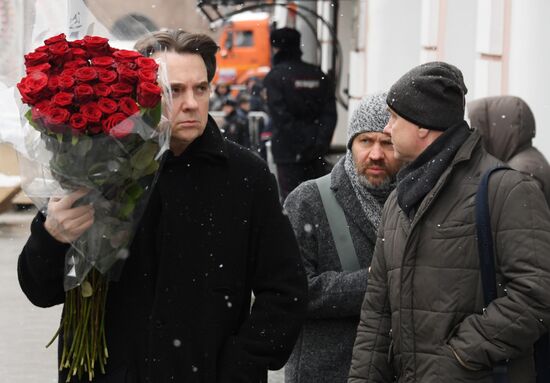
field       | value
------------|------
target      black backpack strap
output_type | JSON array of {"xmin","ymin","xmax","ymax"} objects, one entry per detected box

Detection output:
[
  {"xmin": 475, "ymin": 165, "xmax": 510, "ymax": 307},
  {"xmin": 475, "ymin": 165, "xmax": 511, "ymax": 383}
]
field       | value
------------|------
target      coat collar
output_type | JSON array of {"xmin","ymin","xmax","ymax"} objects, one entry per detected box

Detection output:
[
  {"xmin": 330, "ymin": 157, "xmax": 376, "ymax": 238},
  {"xmin": 167, "ymin": 115, "xmax": 228, "ymax": 165},
  {"xmin": 410, "ymin": 128, "xmax": 481, "ymax": 227}
]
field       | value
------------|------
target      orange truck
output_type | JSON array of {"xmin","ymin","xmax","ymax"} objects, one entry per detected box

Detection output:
[{"xmin": 214, "ymin": 11, "xmax": 271, "ymax": 86}]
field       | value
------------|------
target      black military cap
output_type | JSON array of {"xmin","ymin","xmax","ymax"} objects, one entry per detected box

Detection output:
[{"xmin": 270, "ymin": 27, "xmax": 301, "ymax": 49}]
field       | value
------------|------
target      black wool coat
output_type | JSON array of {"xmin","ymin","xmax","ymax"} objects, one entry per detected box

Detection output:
[{"xmin": 18, "ymin": 117, "xmax": 308, "ymax": 383}]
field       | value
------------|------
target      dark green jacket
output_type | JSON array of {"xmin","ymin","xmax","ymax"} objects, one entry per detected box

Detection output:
[{"xmin": 349, "ymin": 131, "xmax": 550, "ymax": 382}]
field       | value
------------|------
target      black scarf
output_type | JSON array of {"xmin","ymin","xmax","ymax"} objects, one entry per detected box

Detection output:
[{"xmin": 397, "ymin": 121, "xmax": 471, "ymax": 218}]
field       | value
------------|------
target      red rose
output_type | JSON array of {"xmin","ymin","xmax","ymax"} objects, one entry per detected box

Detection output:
[
  {"xmin": 113, "ymin": 50, "xmax": 141, "ymax": 62},
  {"xmin": 69, "ymin": 113, "xmax": 88, "ymax": 130},
  {"xmin": 119, "ymin": 61, "xmax": 136, "ymax": 70},
  {"xmin": 16, "ymin": 85, "xmax": 36, "ymax": 105},
  {"xmin": 31, "ymin": 100, "xmax": 52, "ymax": 120},
  {"xmin": 61, "ymin": 68, "xmax": 77, "ymax": 77},
  {"xmin": 98, "ymin": 97, "xmax": 118, "ymax": 114},
  {"xmin": 44, "ymin": 33, "xmax": 66, "ymax": 45},
  {"xmin": 110, "ymin": 119, "xmax": 134, "ymax": 138},
  {"xmin": 74, "ymin": 84, "xmax": 95, "ymax": 102},
  {"xmin": 110, "ymin": 82, "xmax": 133, "ymax": 99},
  {"xmin": 16, "ymin": 71, "xmax": 49, "ymax": 105},
  {"xmin": 69, "ymin": 39, "xmax": 85, "ymax": 49},
  {"xmin": 83, "ymin": 36, "xmax": 110, "ymax": 57},
  {"xmin": 44, "ymin": 107, "xmax": 70, "ymax": 131},
  {"xmin": 136, "ymin": 57, "xmax": 159, "ymax": 70},
  {"xmin": 83, "ymin": 36, "xmax": 109, "ymax": 48},
  {"xmin": 92, "ymin": 56, "xmax": 115, "ymax": 68},
  {"xmin": 35, "ymin": 45, "xmax": 49, "ymax": 53},
  {"xmin": 137, "ymin": 82, "xmax": 161, "ymax": 108},
  {"xmin": 47, "ymin": 76, "xmax": 60, "ymax": 92},
  {"xmin": 48, "ymin": 41, "xmax": 71, "ymax": 58},
  {"xmin": 107, "ymin": 114, "xmax": 134, "ymax": 138},
  {"xmin": 98, "ymin": 70, "xmax": 118, "ymax": 84},
  {"xmin": 58, "ymin": 75, "xmax": 75, "ymax": 90},
  {"xmin": 74, "ymin": 67, "xmax": 98, "ymax": 83},
  {"xmin": 102, "ymin": 112, "xmax": 126, "ymax": 134},
  {"xmin": 118, "ymin": 97, "xmax": 140, "ymax": 116},
  {"xmin": 26, "ymin": 63, "xmax": 51, "ymax": 74},
  {"xmin": 117, "ymin": 65, "xmax": 138, "ymax": 84},
  {"xmin": 94, "ymin": 83, "xmax": 112, "ymax": 97},
  {"xmin": 71, "ymin": 48, "xmax": 88, "ymax": 60},
  {"xmin": 88, "ymin": 124, "xmax": 103, "ymax": 134},
  {"xmin": 64, "ymin": 59, "xmax": 87, "ymax": 70},
  {"xmin": 24, "ymin": 51, "xmax": 49, "ymax": 67},
  {"xmin": 137, "ymin": 69, "xmax": 157, "ymax": 84},
  {"xmin": 80, "ymin": 103, "xmax": 102, "ymax": 123},
  {"xmin": 52, "ymin": 91, "xmax": 74, "ymax": 107}
]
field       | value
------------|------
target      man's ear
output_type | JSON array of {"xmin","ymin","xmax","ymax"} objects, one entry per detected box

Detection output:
[{"xmin": 417, "ymin": 127, "xmax": 430, "ymax": 139}]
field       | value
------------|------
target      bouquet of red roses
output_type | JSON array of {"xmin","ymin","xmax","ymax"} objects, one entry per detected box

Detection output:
[{"xmin": 16, "ymin": 33, "xmax": 170, "ymax": 381}]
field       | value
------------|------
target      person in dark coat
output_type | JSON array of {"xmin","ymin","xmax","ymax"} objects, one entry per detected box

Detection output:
[
  {"xmin": 17, "ymin": 30, "xmax": 308, "ymax": 383},
  {"xmin": 348, "ymin": 62, "xmax": 550, "ymax": 383},
  {"xmin": 237, "ymin": 77, "xmax": 266, "ymax": 113},
  {"xmin": 468, "ymin": 95, "xmax": 550, "ymax": 205},
  {"xmin": 209, "ymin": 81, "xmax": 231, "ymax": 111},
  {"xmin": 283, "ymin": 93, "xmax": 403, "ymax": 383},
  {"xmin": 263, "ymin": 27, "xmax": 337, "ymax": 200},
  {"xmin": 221, "ymin": 98, "xmax": 250, "ymax": 148}
]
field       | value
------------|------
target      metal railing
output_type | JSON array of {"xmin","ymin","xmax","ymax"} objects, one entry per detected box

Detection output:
[{"xmin": 209, "ymin": 110, "xmax": 277, "ymax": 175}]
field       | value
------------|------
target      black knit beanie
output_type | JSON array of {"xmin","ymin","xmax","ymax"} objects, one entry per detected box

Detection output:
[
  {"xmin": 387, "ymin": 61, "xmax": 468, "ymax": 131},
  {"xmin": 271, "ymin": 28, "xmax": 301, "ymax": 50}
]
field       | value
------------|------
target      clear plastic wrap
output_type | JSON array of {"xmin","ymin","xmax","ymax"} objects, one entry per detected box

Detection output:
[
  {"xmin": 16, "ymin": 32, "xmax": 171, "ymax": 290},
  {"xmin": 14, "ymin": 31, "xmax": 172, "ymax": 380}
]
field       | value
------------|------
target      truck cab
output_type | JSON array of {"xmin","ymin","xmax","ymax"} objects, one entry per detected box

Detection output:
[{"xmin": 214, "ymin": 12, "xmax": 271, "ymax": 86}]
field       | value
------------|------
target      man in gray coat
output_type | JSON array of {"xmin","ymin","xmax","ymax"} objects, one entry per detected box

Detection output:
[
  {"xmin": 349, "ymin": 62, "xmax": 550, "ymax": 382},
  {"xmin": 284, "ymin": 93, "xmax": 403, "ymax": 383}
]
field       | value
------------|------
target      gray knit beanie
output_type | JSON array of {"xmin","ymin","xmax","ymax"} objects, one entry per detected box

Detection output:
[
  {"xmin": 347, "ymin": 92, "xmax": 389, "ymax": 149},
  {"xmin": 387, "ymin": 61, "xmax": 467, "ymax": 131}
]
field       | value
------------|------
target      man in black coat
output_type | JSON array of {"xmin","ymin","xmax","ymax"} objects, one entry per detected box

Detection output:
[
  {"xmin": 263, "ymin": 27, "xmax": 337, "ymax": 200},
  {"xmin": 18, "ymin": 30, "xmax": 308, "ymax": 383}
]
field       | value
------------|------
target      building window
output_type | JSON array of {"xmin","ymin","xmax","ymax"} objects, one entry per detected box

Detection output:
[
  {"xmin": 420, "ymin": 0, "xmax": 446, "ymax": 62},
  {"xmin": 474, "ymin": 0, "xmax": 511, "ymax": 96}
]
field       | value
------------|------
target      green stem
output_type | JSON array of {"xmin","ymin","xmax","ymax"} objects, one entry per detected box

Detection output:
[{"xmin": 54, "ymin": 270, "xmax": 110, "ymax": 381}]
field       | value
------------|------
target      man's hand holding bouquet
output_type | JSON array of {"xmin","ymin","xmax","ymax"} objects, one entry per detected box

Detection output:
[{"xmin": 15, "ymin": 33, "xmax": 170, "ymax": 381}]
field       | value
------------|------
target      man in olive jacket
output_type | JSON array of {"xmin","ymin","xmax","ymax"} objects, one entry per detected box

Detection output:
[
  {"xmin": 18, "ymin": 31, "xmax": 307, "ymax": 383},
  {"xmin": 348, "ymin": 62, "xmax": 550, "ymax": 382}
]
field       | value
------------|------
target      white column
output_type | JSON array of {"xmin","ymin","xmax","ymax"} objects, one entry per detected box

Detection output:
[
  {"xmin": 296, "ymin": 0, "xmax": 318, "ymax": 65},
  {"xmin": 508, "ymin": 0, "xmax": 550, "ymax": 157},
  {"xmin": 317, "ymin": 1, "xmax": 334, "ymax": 74},
  {"xmin": 332, "ymin": 0, "xmax": 353, "ymax": 147},
  {"xmin": 364, "ymin": 0, "xmax": 423, "ymax": 94},
  {"xmin": 442, "ymin": 0, "xmax": 477, "ymax": 102}
]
